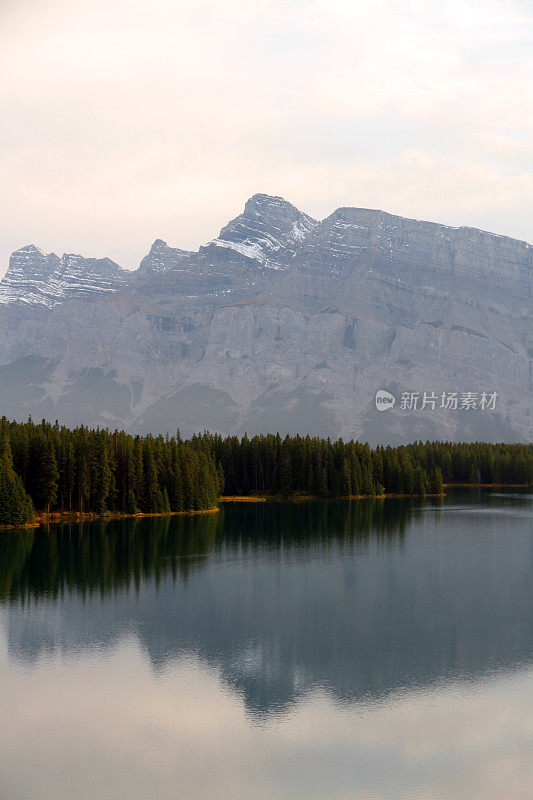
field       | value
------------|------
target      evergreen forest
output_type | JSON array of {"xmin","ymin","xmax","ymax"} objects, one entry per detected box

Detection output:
[{"xmin": 0, "ymin": 416, "xmax": 531, "ymax": 525}]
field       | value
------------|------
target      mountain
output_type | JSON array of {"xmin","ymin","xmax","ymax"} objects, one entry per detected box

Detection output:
[
  {"xmin": 204, "ymin": 192, "xmax": 318, "ymax": 265},
  {"xmin": 0, "ymin": 245, "xmax": 128, "ymax": 308},
  {"xmin": 136, "ymin": 239, "xmax": 192, "ymax": 281},
  {"xmin": 0, "ymin": 194, "xmax": 530, "ymax": 444}
]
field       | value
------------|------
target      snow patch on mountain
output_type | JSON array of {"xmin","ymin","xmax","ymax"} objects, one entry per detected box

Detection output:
[{"xmin": 205, "ymin": 238, "xmax": 267, "ymax": 262}]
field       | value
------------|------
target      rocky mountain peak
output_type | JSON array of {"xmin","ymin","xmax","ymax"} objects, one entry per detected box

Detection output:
[
  {"xmin": 243, "ymin": 192, "xmax": 299, "ymax": 215},
  {"xmin": 136, "ymin": 239, "xmax": 192, "ymax": 280},
  {"xmin": 18, "ymin": 244, "xmax": 48, "ymax": 256},
  {"xmin": 203, "ymin": 193, "xmax": 317, "ymax": 266},
  {"xmin": 0, "ymin": 246, "xmax": 60, "ymax": 306},
  {"xmin": 0, "ymin": 246, "xmax": 127, "ymax": 308},
  {"xmin": 7, "ymin": 244, "xmax": 59, "ymax": 273}
]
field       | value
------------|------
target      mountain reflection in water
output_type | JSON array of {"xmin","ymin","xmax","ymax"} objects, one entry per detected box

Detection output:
[{"xmin": 2, "ymin": 492, "xmax": 532, "ymax": 716}]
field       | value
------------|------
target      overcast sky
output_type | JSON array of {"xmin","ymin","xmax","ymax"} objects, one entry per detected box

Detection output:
[{"xmin": 1, "ymin": 0, "xmax": 531, "ymax": 275}]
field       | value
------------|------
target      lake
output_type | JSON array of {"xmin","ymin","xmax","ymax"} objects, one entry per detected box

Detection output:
[{"xmin": 1, "ymin": 490, "xmax": 532, "ymax": 799}]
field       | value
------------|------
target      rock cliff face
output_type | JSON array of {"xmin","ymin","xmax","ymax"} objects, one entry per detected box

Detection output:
[{"xmin": 0, "ymin": 195, "xmax": 530, "ymax": 444}]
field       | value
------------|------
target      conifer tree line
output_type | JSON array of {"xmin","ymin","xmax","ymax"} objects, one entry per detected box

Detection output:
[
  {"xmin": 0, "ymin": 433, "xmax": 34, "ymax": 525},
  {"xmin": 0, "ymin": 415, "xmax": 531, "ymax": 526},
  {"xmin": 195, "ymin": 432, "xmax": 532, "ymax": 498},
  {"xmin": 0, "ymin": 417, "xmax": 223, "ymax": 524}
]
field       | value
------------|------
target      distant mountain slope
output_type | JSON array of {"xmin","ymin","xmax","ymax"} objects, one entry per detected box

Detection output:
[{"xmin": 0, "ymin": 195, "xmax": 530, "ymax": 444}]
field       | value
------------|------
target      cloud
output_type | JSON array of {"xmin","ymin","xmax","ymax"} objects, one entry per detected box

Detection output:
[{"xmin": 0, "ymin": 0, "xmax": 531, "ymax": 274}]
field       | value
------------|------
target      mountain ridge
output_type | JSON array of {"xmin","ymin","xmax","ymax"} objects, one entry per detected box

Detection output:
[
  {"xmin": 2, "ymin": 195, "xmax": 529, "ymax": 308},
  {"xmin": 0, "ymin": 194, "xmax": 530, "ymax": 445}
]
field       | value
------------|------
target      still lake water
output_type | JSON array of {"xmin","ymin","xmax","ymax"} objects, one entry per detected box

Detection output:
[{"xmin": 1, "ymin": 490, "xmax": 532, "ymax": 800}]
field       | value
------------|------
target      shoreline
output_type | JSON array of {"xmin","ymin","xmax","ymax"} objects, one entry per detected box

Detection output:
[
  {"xmin": 220, "ymin": 493, "xmax": 445, "ymax": 503},
  {"xmin": 220, "ymin": 483, "xmax": 530, "ymax": 504},
  {"xmin": 443, "ymin": 482, "xmax": 530, "ymax": 488},
  {"xmin": 2, "ymin": 484, "xmax": 529, "ymax": 531},
  {"xmin": 0, "ymin": 506, "xmax": 220, "ymax": 532}
]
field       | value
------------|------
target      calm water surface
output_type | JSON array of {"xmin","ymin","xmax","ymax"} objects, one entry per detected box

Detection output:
[{"xmin": 1, "ymin": 490, "xmax": 532, "ymax": 799}]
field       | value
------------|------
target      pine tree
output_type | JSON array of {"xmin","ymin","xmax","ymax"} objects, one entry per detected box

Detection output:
[
  {"xmin": 142, "ymin": 441, "xmax": 164, "ymax": 512},
  {"xmin": 469, "ymin": 464, "xmax": 480, "ymax": 484},
  {"xmin": 0, "ymin": 434, "xmax": 34, "ymax": 525},
  {"xmin": 280, "ymin": 448, "xmax": 292, "ymax": 497},
  {"xmin": 216, "ymin": 462, "xmax": 225, "ymax": 497},
  {"xmin": 319, "ymin": 466, "xmax": 328, "ymax": 498},
  {"xmin": 306, "ymin": 462, "xmax": 314, "ymax": 495},
  {"xmin": 77, "ymin": 452, "xmax": 90, "ymax": 512},
  {"xmin": 361, "ymin": 464, "xmax": 374, "ymax": 495},
  {"xmin": 342, "ymin": 458, "xmax": 352, "ymax": 496},
  {"xmin": 403, "ymin": 460, "xmax": 416, "ymax": 494},
  {"xmin": 94, "ymin": 439, "xmax": 112, "ymax": 514},
  {"xmin": 167, "ymin": 440, "xmax": 184, "ymax": 511},
  {"xmin": 429, "ymin": 466, "xmax": 444, "ymax": 494},
  {"xmin": 415, "ymin": 465, "xmax": 427, "ymax": 495},
  {"xmin": 32, "ymin": 435, "xmax": 59, "ymax": 512}
]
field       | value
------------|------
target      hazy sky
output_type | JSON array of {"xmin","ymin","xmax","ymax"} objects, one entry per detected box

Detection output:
[{"xmin": 1, "ymin": 0, "xmax": 531, "ymax": 274}]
